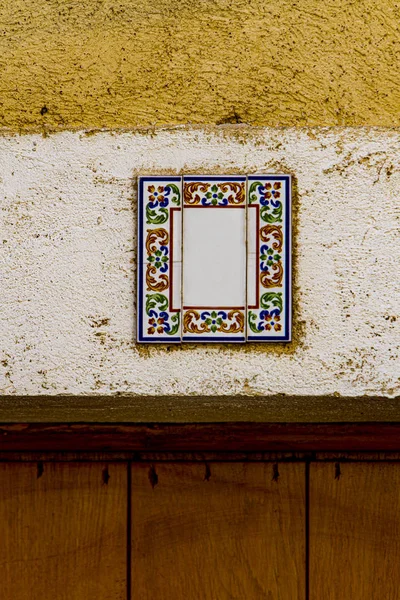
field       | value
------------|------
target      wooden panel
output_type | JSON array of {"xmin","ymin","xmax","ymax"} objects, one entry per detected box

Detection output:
[
  {"xmin": 0, "ymin": 462, "xmax": 127, "ymax": 600},
  {"xmin": 310, "ymin": 462, "xmax": 400, "ymax": 599},
  {"xmin": 3, "ymin": 451, "xmax": 400, "ymax": 463},
  {"xmin": 131, "ymin": 462, "xmax": 305, "ymax": 599},
  {"xmin": 3, "ymin": 423, "xmax": 400, "ymax": 452}
]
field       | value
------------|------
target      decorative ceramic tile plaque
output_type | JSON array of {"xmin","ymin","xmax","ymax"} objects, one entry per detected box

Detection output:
[{"xmin": 137, "ymin": 175, "xmax": 291, "ymax": 343}]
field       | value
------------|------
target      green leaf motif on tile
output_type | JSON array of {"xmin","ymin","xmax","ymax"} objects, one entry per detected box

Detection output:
[
  {"xmin": 248, "ymin": 181, "xmax": 261, "ymax": 204},
  {"xmin": 248, "ymin": 311, "xmax": 260, "ymax": 333},
  {"xmin": 168, "ymin": 183, "xmax": 181, "ymax": 206},
  {"xmin": 260, "ymin": 292, "xmax": 283, "ymax": 312},
  {"xmin": 260, "ymin": 203, "xmax": 282, "ymax": 223},
  {"xmin": 169, "ymin": 312, "xmax": 180, "ymax": 335},
  {"xmin": 146, "ymin": 293, "xmax": 169, "ymax": 315},
  {"xmin": 146, "ymin": 204, "xmax": 169, "ymax": 224}
]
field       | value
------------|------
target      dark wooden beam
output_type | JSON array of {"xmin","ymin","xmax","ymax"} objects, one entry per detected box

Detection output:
[{"xmin": 1, "ymin": 423, "xmax": 400, "ymax": 452}]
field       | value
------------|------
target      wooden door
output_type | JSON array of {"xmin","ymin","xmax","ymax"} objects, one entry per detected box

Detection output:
[
  {"xmin": 0, "ymin": 462, "xmax": 127, "ymax": 600},
  {"xmin": 310, "ymin": 462, "xmax": 400, "ymax": 599},
  {"xmin": 131, "ymin": 462, "xmax": 305, "ymax": 599},
  {"xmin": 1, "ymin": 427, "xmax": 400, "ymax": 600}
]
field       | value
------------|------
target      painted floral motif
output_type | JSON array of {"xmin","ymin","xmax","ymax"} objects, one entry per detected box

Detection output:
[
  {"xmin": 247, "ymin": 175, "xmax": 290, "ymax": 341},
  {"xmin": 148, "ymin": 249, "xmax": 168, "ymax": 272},
  {"xmin": 248, "ymin": 293, "xmax": 283, "ymax": 334},
  {"xmin": 146, "ymin": 183, "xmax": 180, "ymax": 224},
  {"xmin": 146, "ymin": 264, "xmax": 168, "ymax": 292},
  {"xmin": 202, "ymin": 184, "xmax": 225, "ymax": 205},
  {"xmin": 183, "ymin": 182, "xmax": 209, "ymax": 205},
  {"xmin": 260, "ymin": 245, "xmax": 280, "ymax": 270},
  {"xmin": 259, "ymin": 225, "xmax": 283, "ymax": 288},
  {"xmin": 146, "ymin": 294, "xmax": 180, "ymax": 336},
  {"xmin": 184, "ymin": 181, "xmax": 245, "ymax": 206},
  {"xmin": 148, "ymin": 185, "xmax": 168, "ymax": 207},
  {"xmin": 260, "ymin": 225, "xmax": 283, "ymax": 251},
  {"xmin": 260, "ymin": 262, "xmax": 283, "ymax": 288},
  {"xmin": 183, "ymin": 309, "xmax": 245, "ymax": 334},
  {"xmin": 145, "ymin": 228, "xmax": 169, "ymax": 292},
  {"xmin": 248, "ymin": 180, "xmax": 282, "ymax": 222},
  {"xmin": 146, "ymin": 228, "xmax": 169, "ymax": 254},
  {"xmin": 139, "ymin": 178, "xmax": 183, "ymax": 342}
]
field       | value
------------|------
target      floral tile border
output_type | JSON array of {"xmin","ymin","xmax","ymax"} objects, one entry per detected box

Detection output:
[
  {"xmin": 137, "ymin": 176, "xmax": 182, "ymax": 343},
  {"xmin": 183, "ymin": 175, "xmax": 246, "ymax": 207},
  {"xmin": 137, "ymin": 175, "xmax": 291, "ymax": 344},
  {"xmin": 182, "ymin": 309, "xmax": 246, "ymax": 342},
  {"xmin": 247, "ymin": 175, "xmax": 292, "ymax": 342},
  {"xmin": 182, "ymin": 176, "xmax": 246, "ymax": 342}
]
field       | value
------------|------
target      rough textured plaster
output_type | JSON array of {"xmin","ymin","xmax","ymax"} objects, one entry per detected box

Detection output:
[
  {"xmin": 1, "ymin": 0, "xmax": 400, "ymax": 130},
  {"xmin": 0, "ymin": 127, "xmax": 399, "ymax": 407}
]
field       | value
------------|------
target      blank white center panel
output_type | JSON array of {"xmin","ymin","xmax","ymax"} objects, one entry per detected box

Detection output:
[
  {"xmin": 182, "ymin": 176, "xmax": 246, "ymax": 342},
  {"xmin": 183, "ymin": 209, "xmax": 245, "ymax": 306}
]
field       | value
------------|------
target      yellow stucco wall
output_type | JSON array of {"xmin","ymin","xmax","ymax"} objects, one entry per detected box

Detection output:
[{"xmin": 1, "ymin": 0, "xmax": 400, "ymax": 131}]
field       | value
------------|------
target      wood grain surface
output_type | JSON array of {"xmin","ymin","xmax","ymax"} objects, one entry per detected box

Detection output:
[
  {"xmin": 310, "ymin": 462, "xmax": 400, "ymax": 599},
  {"xmin": 2, "ymin": 423, "xmax": 400, "ymax": 452},
  {"xmin": 131, "ymin": 462, "xmax": 305, "ymax": 599},
  {"xmin": 0, "ymin": 462, "xmax": 127, "ymax": 600}
]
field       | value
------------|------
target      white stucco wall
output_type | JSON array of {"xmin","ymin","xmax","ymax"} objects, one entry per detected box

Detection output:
[{"xmin": 0, "ymin": 127, "xmax": 399, "ymax": 404}]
